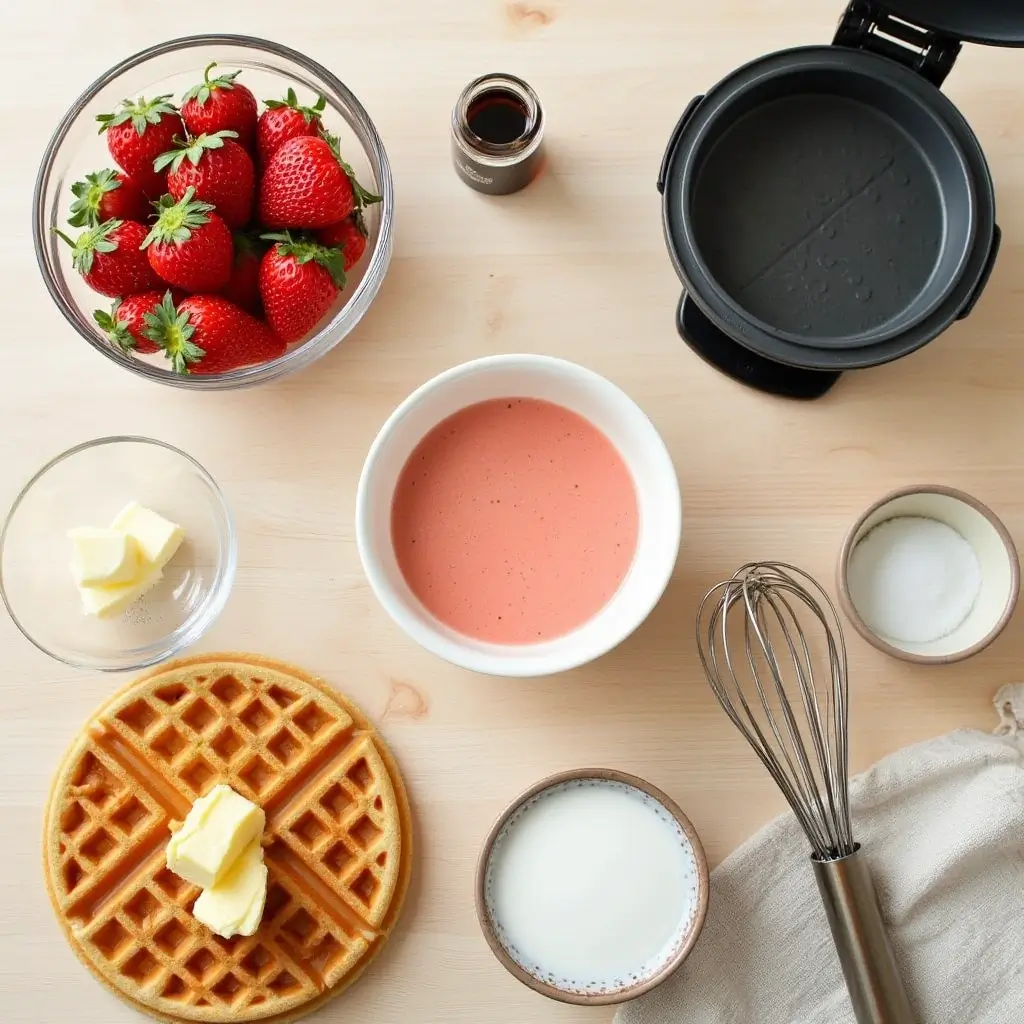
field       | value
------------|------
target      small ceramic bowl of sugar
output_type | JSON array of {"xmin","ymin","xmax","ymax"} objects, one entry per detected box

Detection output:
[
  {"xmin": 475, "ymin": 769, "xmax": 709, "ymax": 1005},
  {"xmin": 837, "ymin": 485, "xmax": 1019, "ymax": 664},
  {"xmin": 356, "ymin": 354, "xmax": 682, "ymax": 677}
]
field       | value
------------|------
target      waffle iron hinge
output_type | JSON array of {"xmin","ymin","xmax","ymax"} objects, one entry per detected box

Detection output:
[{"xmin": 833, "ymin": 0, "xmax": 963, "ymax": 87}]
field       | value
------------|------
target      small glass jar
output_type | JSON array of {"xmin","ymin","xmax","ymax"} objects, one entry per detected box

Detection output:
[{"xmin": 451, "ymin": 73, "xmax": 545, "ymax": 195}]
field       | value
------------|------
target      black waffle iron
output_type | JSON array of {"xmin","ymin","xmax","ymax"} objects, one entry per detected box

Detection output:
[{"xmin": 658, "ymin": 0, "xmax": 1024, "ymax": 399}]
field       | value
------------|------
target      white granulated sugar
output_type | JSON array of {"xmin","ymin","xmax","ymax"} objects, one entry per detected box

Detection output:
[{"xmin": 848, "ymin": 516, "xmax": 981, "ymax": 644}]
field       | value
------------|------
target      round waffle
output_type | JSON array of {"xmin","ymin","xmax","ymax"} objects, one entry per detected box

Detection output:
[{"xmin": 44, "ymin": 653, "xmax": 413, "ymax": 1024}]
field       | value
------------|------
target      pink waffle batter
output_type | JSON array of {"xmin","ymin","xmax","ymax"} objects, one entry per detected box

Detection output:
[{"xmin": 391, "ymin": 397, "xmax": 639, "ymax": 644}]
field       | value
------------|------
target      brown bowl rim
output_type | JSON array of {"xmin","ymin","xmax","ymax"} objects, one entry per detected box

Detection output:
[
  {"xmin": 474, "ymin": 767, "xmax": 710, "ymax": 1006},
  {"xmin": 836, "ymin": 484, "xmax": 1020, "ymax": 665}
]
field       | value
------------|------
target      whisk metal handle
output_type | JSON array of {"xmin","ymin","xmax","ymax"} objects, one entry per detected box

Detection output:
[{"xmin": 812, "ymin": 849, "xmax": 916, "ymax": 1024}]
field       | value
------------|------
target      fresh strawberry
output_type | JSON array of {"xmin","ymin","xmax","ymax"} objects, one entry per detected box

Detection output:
[
  {"xmin": 258, "ymin": 136, "xmax": 356, "ymax": 229},
  {"xmin": 68, "ymin": 169, "xmax": 149, "ymax": 228},
  {"xmin": 258, "ymin": 231, "xmax": 345, "ymax": 342},
  {"xmin": 181, "ymin": 63, "xmax": 258, "ymax": 151},
  {"xmin": 148, "ymin": 294, "xmax": 285, "ymax": 375},
  {"xmin": 221, "ymin": 231, "xmax": 265, "ymax": 315},
  {"xmin": 92, "ymin": 289, "xmax": 176, "ymax": 354},
  {"xmin": 96, "ymin": 96, "xmax": 184, "ymax": 197},
  {"xmin": 154, "ymin": 131, "xmax": 255, "ymax": 229},
  {"xmin": 54, "ymin": 219, "xmax": 161, "ymax": 297},
  {"xmin": 142, "ymin": 188, "xmax": 234, "ymax": 293},
  {"xmin": 321, "ymin": 130, "xmax": 383, "ymax": 212},
  {"xmin": 315, "ymin": 212, "xmax": 368, "ymax": 270},
  {"xmin": 256, "ymin": 88, "xmax": 325, "ymax": 166}
]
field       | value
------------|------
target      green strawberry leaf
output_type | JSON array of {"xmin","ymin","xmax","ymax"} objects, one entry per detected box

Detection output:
[
  {"xmin": 153, "ymin": 130, "xmax": 238, "ymax": 174},
  {"xmin": 96, "ymin": 95, "xmax": 178, "ymax": 136},
  {"xmin": 182, "ymin": 62, "xmax": 243, "ymax": 106},
  {"xmin": 142, "ymin": 188, "xmax": 215, "ymax": 248},
  {"xmin": 93, "ymin": 300, "xmax": 137, "ymax": 353},
  {"xmin": 54, "ymin": 220, "xmax": 122, "ymax": 274},
  {"xmin": 68, "ymin": 168, "xmax": 122, "ymax": 228},
  {"xmin": 143, "ymin": 292, "xmax": 205, "ymax": 374},
  {"xmin": 261, "ymin": 230, "xmax": 346, "ymax": 289},
  {"xmin": 320, "ymin": 130, "xmax": 382, "ymax": 209},
  {"xmin": 263, "ymin": 88, "xmax": 326, "ymax": 123}
]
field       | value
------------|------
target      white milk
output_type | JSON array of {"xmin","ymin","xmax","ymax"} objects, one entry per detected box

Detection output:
[{"xmin": 484, "ymin": 778, "xmax": 701, "ymax": 995}]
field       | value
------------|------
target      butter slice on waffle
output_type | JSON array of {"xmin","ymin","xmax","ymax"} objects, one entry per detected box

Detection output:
[{"xmin": 43, "ymin": 654, "xmax": 413, "ymax": 1024}]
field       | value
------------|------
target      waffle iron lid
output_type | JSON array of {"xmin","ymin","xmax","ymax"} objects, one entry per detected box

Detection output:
[{"xmin": 882, "ymin": 1, "xmax": 1024, "ymax": 46}]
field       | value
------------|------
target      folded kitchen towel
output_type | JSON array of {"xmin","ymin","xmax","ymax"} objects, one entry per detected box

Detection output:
[{"xmin": 617, "ymin": 685, "xmax": 1024, "ymax": 1024}]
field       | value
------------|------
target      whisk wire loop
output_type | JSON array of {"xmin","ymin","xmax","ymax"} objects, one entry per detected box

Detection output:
[{"xmin": 697, "ymin": 562, "xmax": 855, "ymax": 859}]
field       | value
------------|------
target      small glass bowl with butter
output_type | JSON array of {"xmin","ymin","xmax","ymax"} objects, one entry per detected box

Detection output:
[{"xmin": 0, "ymin": 436, "xmax": 235, "ymax": 670}]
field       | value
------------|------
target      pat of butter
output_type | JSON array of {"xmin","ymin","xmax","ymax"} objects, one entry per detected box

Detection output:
[
  {"xmin": 68, "ymin": 527, "xmax": 141, "ymax": 586},
  {"xmin": 78, "ymin": 564, "xmax": 163, "ymax": 619},
  {"xmin": 111, "ymin": 501, "xmax": 184, "ymax": 568},
  {"xmin": 193, "ymin": 839, "xmax": 268, "ymax": 939},
  {"xmin": 166, "ymin": 784, "xmax": 265, "ymax": 890}
]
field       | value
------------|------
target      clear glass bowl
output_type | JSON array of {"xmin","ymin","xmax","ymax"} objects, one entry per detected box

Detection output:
[
  {"xmin": 33, "ymin": 34, "xmax": 394, "ymax": 390},
  {"xmin": 0, "ymin": 437, "xmax": 236, "ymax": 670}
]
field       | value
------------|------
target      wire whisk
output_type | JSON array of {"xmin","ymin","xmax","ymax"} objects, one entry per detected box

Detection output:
[
  {"xmin": 697, "ymin": 561, "xmax": 853, "ymax": 859},
  {"xmin": 696, "ymin": 561, "xmax": 916, "ymax": 1024}
]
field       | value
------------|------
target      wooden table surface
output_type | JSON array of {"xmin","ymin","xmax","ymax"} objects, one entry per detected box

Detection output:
[{"xmin": 2, "ymin": 2, "xmax": 1023, "ymax": 1022}]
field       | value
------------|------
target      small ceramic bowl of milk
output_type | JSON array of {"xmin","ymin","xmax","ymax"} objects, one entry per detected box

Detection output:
[
  {"xmin": 475, "ymin": 769, "xmax": 709, "ymax": 1005},
  {"xmin": 837, "ymin": 484, "xmax": 1019, "ymax": 663}
]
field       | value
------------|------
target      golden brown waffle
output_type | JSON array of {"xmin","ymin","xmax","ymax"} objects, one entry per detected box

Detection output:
[{"xmin": 44, "ymin": 654, "xmax": 413, "ymax": 1024}]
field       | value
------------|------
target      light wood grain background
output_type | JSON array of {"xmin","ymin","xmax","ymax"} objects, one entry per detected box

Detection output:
[{"xmin": 2, "ymin": 2, "xmax": 1023, "ymax": 1022}]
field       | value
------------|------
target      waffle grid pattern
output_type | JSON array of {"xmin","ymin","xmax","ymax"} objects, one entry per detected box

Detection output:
[{"xmin": 45, "ymin": 657, "xmax": 409, "ymax": 1024}]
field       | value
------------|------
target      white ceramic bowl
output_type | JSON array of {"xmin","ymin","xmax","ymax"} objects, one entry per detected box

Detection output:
[
  {"xmin": 356, "ymin": 354, "xmax": 682, "ymax": 676},
  {"xmin": 837, "ymin": 485, "xmax": 1019, "ymax": 663}
]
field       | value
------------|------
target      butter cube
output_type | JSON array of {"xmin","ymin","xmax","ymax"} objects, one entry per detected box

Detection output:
[
  {"xmin": 166, "ymin": 784, "xmax": 265, "ymax": 890},
  {"xmin": 111, "ymin": 501, "xmax": 184, "ymax": 568},
  {"xmin": 78, "ymin": 564, "xmax": 163, "ymax": 618},
  {"xmin": 69, "ymin": 527, "xmax": 141, "ymax": 586},
  {"xmin": 193, "ymin": 839, "xmax": 268, "ymax": 939}
]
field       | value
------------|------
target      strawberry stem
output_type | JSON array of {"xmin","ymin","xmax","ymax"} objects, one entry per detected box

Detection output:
[
  {"xmin": 96, "ymin": 95, "xmax": 178, "ymax": 136},
  {"xmin": 68, "ymin": 169, "xmax": 123, "ymax": 228},
  {"xmin": 143, "ymin": 292, "xmax": 205, "ymax": 374},
  {"xmin": 93, "ymin": 299, "xmax": 136, "ymax": 354},
  {"xmin": 142, "ymin": 188, "xmax": 214, "ymax": 248},
  {"xmin": 182, "ymin": 62, "xmax": 243, "ymax": 106},
  {"xmin": 263, "ymin": 87, "xmax": 326, "ymax": 124},
  {"xmin": 261, "ymin": 230, "xmax": 346, "ymax": 288},
  {"xmin": 153, "ymin": 130, "xmax": 239, "ymax": 174},
  {"xmin": 320, "ymin": 130, "xmax": 382, "ymax": 209},
  {"xmin": 54, "ymin": 220, "xmax": 122, "ymax": 274}
]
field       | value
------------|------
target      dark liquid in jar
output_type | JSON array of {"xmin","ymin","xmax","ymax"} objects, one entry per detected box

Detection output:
[{"xmin": 467, "ymin": 89, "xmax": 529, "ymax": 145}]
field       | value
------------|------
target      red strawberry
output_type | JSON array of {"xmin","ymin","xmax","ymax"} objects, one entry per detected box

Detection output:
[
  {"xmin": 221, "ymin": 232, "xmax": 265, "ymax": 315},
  {"xmin": 181, "ymin": 63, "xmax": 258, "ymax": 152},
  {"xmin": 315, "ymin": 212, "xmax": 368, "ymax": 270},
  {"xmin": 321, "ymin": 130, "xmax": 383, "ymax": 211},
  {"xmin": 142, "ymin": 188, "xmax": 234, "ymax": 293},
  {"xmin": 155, "ymin": 131, "xmax": 255, "ymax": 229},
  {"xmin": 96, "ymin": 96, "xmax": 184, "ymax": 197},
  {"xmin": 256, "ymin": 88, "xmax": 325, "ymax": 166},
  {"xmin": 92, "ymin": 289, "xmax": 176, "ymax": 354},
  {"xmin": 258, "ymin": 231, "xmax": 345, "ymax": 343},
  {"xmin": 258, "ymin": 136, "xmax": 356, "ymax": 229},
  {"xmin": 148, "ymin": 294, "xmax": 285, "ymax": 375},
  {"xmin": 68, "ymin": 169, "xmax": 149, "ymax": 228},
  {"xmin": 54, "ymin": 219, "xmax": 161, "ymax": 297}
]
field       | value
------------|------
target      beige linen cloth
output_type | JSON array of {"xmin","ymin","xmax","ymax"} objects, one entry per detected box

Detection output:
[{"xmin": 617, "ymin": 685, "xmax": 1024, "ymax": 1024}]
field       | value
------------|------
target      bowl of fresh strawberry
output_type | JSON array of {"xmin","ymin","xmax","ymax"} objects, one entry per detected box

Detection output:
[{"xmin": 34, "ymin": 35, "xmax": 393, "ymax": 388}]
